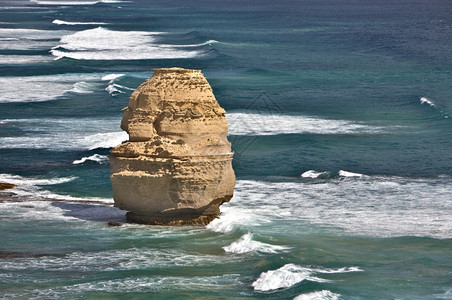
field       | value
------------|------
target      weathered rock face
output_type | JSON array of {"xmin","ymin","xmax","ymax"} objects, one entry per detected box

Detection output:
[{"xmin": 110, "ymin": 68, "xmax": 235, "ymax": 225}]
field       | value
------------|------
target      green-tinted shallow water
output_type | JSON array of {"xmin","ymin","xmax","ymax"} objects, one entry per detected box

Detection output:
[{"xmin": 1, "ymin": 0, "xmax": 451, "ymax": 299}]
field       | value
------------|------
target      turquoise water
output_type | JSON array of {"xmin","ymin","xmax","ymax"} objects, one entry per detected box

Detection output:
[{"xmin": 1, "ymin": 0, "xmax": 451, "ymax": 299}]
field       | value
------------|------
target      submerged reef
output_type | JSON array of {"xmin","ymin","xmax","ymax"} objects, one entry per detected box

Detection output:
[{"xmin": 110, "ymin": 68, "xmax": 235, "ymax": 225}]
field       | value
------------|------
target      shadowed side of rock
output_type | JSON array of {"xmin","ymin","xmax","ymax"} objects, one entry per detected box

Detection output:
[{"xmin": 110, "ymin": 68, "xmax": 235, "ymax": 225}]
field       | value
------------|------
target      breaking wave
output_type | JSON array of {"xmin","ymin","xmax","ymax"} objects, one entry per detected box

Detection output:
[
  {"xmin": 72, "ymin": 154, "xmax": 109, "ymax": 164},
  {"xmin": 338, "ymin": 170, "xmax": 364, "ymax": 177},
  {"xmin": 222, "ymin": 232, "xmax": 290, "ymax": 254},
  {"xmin": 294, "ymin": 290, "xmax": 341, "ymax": 300},
  {"xmin": 252, "ymin": 263, "xmax": 362, "ymax": 291},
  {"xmin": 228, "ymin": 177, "xmax": 452, "ymax": 238},
  {"xmin": 301, "ymin": 170, "xmax": 364, "ymax": 179},
  {"xmin": 420, "ymin": 97, "xmax": 435, "ymax": 107},
  {"xmin": 226, "ymin": 112, "xmax": 385, "ymax": 135},
  {"xmin": 52, "ymin": 19, "xmax": 108, "ymax": 25},
  {"xmin": 0, "ymin": 73, "xmax": 103, "ymax": 103},
  {"xmin": 69, "ymin": 81, "xmax": 99, "ymax": 94},
  {"xmin": 419, "ymin": 96, "xmax": 449, "ymax": 119},
  {"xmin": 51, "ymin": 27, "xmax": 203, "ymax": 60},
  {"xmin": 31, "ymin": 0, "xmax": 123, "ymax": 5},
  {"xmin": 0, "ymin": 54, "xmax": 53, "ymax": 65},
  {"xmin": 0, "ymin": 173, "xmax": 113, "ymax": 205},
  {"xmin": 301, "ymin": 170, "xmax": 332, "ymax": 179},
  {"xmin": 0, "ymin": 28, "xmax": 68, "ymax": 51},
  {"xmin": 0, "ymin": 118, "xmax": 128, "ymax": 150},
  {"xmin": 206, "ymin": 206, "xmax": 266, "ymax": 233}
]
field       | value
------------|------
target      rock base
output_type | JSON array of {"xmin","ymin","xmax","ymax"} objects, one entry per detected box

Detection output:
[{"xmin": 126, "ymin": 212, "xmax": 218, "ymax": 226}]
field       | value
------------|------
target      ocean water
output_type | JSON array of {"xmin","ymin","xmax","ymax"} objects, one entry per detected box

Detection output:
[{"xmin": 0, "ymin": 0, "xmax": 451, "ymax": 299}]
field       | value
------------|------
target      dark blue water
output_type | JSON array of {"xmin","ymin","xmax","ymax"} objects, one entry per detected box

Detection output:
[{"xmin": 1, "ymin": 0, "xmax": 451, "ymax": 299}]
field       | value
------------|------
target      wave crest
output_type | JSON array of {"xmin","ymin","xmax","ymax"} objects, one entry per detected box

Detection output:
[
  {"xmin": 51, "ymin": 27, "xmax": 204, "ymax": 60},
  {"xmin": 53, "ymin": 19, "xmax": 108, "ymax": 25},
  {"xmin": 252, "ymin": 263, "xmax": 362, "ymax": 292},
  {"xmin": 294, "ymin": 290, "xmax": 341, "ymax": 300},
  {"xmin": 222, "ymin": 232, "xmax": 290, "ymax": 254},
  {"xmin": 227, "ymin": 112, "xmax": 384, "ymax": 135},
  {"xmin": 73, "ymin": 154, "xmax": 109, "ymax": 164}
]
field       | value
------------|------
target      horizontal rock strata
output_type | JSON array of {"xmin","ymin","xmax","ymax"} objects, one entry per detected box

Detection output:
[{"xmin": 110, "ymin": 68, "xmax": 235, "ymax": 225}]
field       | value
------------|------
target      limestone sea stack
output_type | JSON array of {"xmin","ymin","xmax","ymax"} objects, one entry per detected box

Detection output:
[{"xmin": 110, "ymin": 68, "xmax": 235, "ymax": 225}]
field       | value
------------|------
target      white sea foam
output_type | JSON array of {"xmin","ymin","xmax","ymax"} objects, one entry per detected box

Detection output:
[
  {"xmin": 0, "ymin": 73, "xmax": 104, "ymax": 103},
  {"xmin": 52, "ymin": 19, "xmax": 108, "ymax": 25},
  {"xmin": 0, "ymin": 173, "xmax": 76, "ymax": 187},
  {"xmin": 0, "ymin": 273, "xmax": 240, "ymax": 298},
  {"xmin": 0, "ymin": 28, "xmax": 69, "ymax": 50},
  {"xmin": 0, "ymin": 173, "xmax": 113, "ymax": 205},
  {"xmin": 69, "ymin": 81, "xmax": 100, "ymax": 94},
  {"xmin": 101, "ymin": 73, "xmax": 125, "ymax": 81},
  {"xmin": 51, "ymin": 27, "xmax": 202, "ymax": 60},
  {"xmin": 206, "ymin": 206, "xmax": 266, "ymax": 233},
  {"xmin": 301, "ymin": 170, "xmax": 331, "ymax": 179},
  {"xmin": 420, "ymin": 97, "xmax": 436, "ymax": 107},
  {"xmin": 105, "ymin": 83, "xmax": 133, "ymax": 95},
  {"xmin": 230, "ymin": 177, "xmax": 452, "ymax": 238},
  {"xmin": 72, "ymin": 154, "xmax": 109, "ymax": 164},
  {"xmin": 222, "ymin": 232, "xmax": 290, "ymax": 254},
  {"xmin": 338, "ymin": 170, "xmax": 364, "ymax": 177},
  {"xmin": 252, "ymin": 264, "xmax": 329, "ymax": 292},
  {"xmin": 167, "ymin": 39, "xmax": 219, "ymax": 48},
  {"xmin": 226, "ymin": 112, "xmax": 384, "ymax": 135},
  {"xmin": 31, "ymin": 0, "xmax": 123, "ymax": 5},
  {"xmin": 0, "ymin": 118, "xmax": 128, "ymax": 150},
  {"xmin": 0, "ymin": 246, "xmax": 237, "ymax": 272},
  {"xmin": 86, "ymin": 132, "xmax": 128, "ymax": 150},
  {"xmin": 101, "ymin": 73, "xmax": 133, "ymax": 95},
  {"xmin": 294, "ymin": 290, "xmax": 341, "ymax": 300},
  {"xmin": 0, "ymin": 55, "xmax": 53, "ymax": 64},
  {"xmin": 252, "ymin": 264, "xmax": 362, "ymax": 292}
]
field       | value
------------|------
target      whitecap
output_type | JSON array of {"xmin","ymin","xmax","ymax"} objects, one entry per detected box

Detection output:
[
  {"xmin": 252, "ymin": 264, "xmax": 362, "ymax": 292},
  {"xmin": 0, "ymin": 118, "xmax": 128, "ymax": 150},
  {"xmin": 31, "ymin": 0, "xmax": 121, "ymax": 5},
  {"xmin": 206, "ymin": 206, "xmax": 265, "ymax": 233},
  {"xmin": 231, "ymin": 177, "xmax": 452, "ymax": 238},
  {"xmin": 222, "ymin": 232, "xmax": 290, "ymax": 254},
  {"xmin": 165, "ymin": 39, "xmax": 219, "ymax": 48},
  {"xmin": 338, "ymin": 170, "xmax": 364, "ymax": 177},
  {"xmin": 301, "ymin": 170, "xmax": 331, "ymax": 179},
  {"xmin": 72, "ymin": 154, "xmax": 109, "ymax": 164},
  {"xmin": 105, "ymin": 84, "xmax": 123, "ymax": 95},
  {"xmin": 0, "ymin": 246, "xmax": 238, "ymax": 272},
  {"xmin": 0, "ymin": 173, "xmax": 113, "ymax": 204},
  {"xmin": 101, "ymin": 73, "xmax": 125, "ymax": 81},
  {"xmin": 106, "ymin": 83, "xmax": 134, "ymax": 96},
  {"xmin": 420, "ymin": 97, "xmax": 436, "ymax": 107},
  {"xmin": 69, "ymin": 81, "xmax": 100, "ymax": 94},
  {"xmin": 294, "ymin": 290, "xmax": 341, "ymax": 300},
  {"xmin": 0, "ymin": 28, "xmax": 69, "ymax": 50},
  {"xmin": 226, "ymin": 112, "xmax": 384, "ymax": 136},
  {"xmin": 52, "ymin": 19, "xmax": 108, "ymax": 25},
  {"xmin": 101, "ymin": 73, "xmax": 133, "ymax": 95},
  {"xmin": 0, "ymin": 73, "xmax": 102, "ymax": 103},
  {"xmin": 252, "ymin": 264, "xmax": 330, "ymax": 292},
  {"xmin": 0, "ymin": 173, "xmax": 76, "ymax": 186},
  {"xmin": 86, "ymin": 132, "xmax": 128, "ymax": 150},
  {"xmin": 0, "ymin": 54, "xmax": 53, "ymax": 64},
  {"xmin": 51, "ymin": 27, "xmax": 202, "ymax": 60},
  {"xmin": 0, "ymin": 273, "xmax": 240, "ymax": 298},
  {"xmin": 315, "ymin": 266, "xmax": 363, "ymax": 274}
]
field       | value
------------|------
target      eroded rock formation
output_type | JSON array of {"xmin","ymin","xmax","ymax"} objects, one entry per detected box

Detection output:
[{"xmin": 110, "ymin": 68, "xmax": 235, "ymax": 225}]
